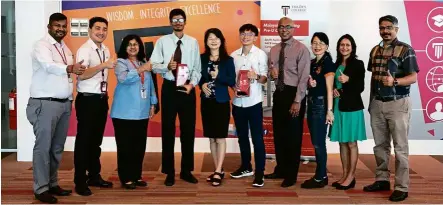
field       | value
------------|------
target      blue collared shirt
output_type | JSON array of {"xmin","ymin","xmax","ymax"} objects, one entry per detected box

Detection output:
[
  {"xmin": 150, "ymin": 33, "xmax": 201, "ymax": 86},
  {"xmin": 110, "ymin": 58, "xmax": 158, "ymax": 120}
]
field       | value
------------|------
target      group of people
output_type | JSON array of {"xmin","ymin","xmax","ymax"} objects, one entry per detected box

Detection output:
[{"xmin": 27, "ymin": 8, "xmax": 418, "ymax": 204}]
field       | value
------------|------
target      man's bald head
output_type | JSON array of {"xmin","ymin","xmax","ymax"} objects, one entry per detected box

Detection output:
[
  {"xmin": 278, "ymin": 17, "xmax": 294, "ymax": 27},
  {"xmin": 277, "ymin": 17, "xmax": 294, "ymax": 41}
]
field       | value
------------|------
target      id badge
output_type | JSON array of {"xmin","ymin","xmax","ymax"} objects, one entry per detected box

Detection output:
[
  {"xmin": 100, "ymin": 81, "xmax": 107, "ymax": 93},
  {"xmin": 141, "ymin": 87, "xmax": 147, "ymax": 99}
]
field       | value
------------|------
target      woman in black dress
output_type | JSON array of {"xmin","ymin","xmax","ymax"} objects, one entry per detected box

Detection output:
[{"xmin": 199, "ymin": 28, "xmax": 236, "ymax": 186}]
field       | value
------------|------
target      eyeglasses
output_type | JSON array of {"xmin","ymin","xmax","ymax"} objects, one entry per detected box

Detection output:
[
  {"xmin": 171, "ymin": 18, "xmax": 185, "ymax": 23},
  {"xmin": 277, "ymin": 25, "xmax": 294, "ymax": 30},
  {"xmin": 379, "ymin": 26, "xmax": 396, "ymax": 31},
  {"xmin": 128, "ymin": 43, "xmax": 139, "ymax": 48},
  {"xmin": 240, "ymin": 33, "xmax": 255, "ymax": 37},
  {"xmin": 311, "ymin": 42, "xmax": 326, "ymax": 47}
]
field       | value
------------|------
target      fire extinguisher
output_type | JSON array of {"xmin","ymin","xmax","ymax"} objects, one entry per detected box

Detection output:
[{"xmin": 9, "ymin": 88, "xmax": 17, "ymax": 130}]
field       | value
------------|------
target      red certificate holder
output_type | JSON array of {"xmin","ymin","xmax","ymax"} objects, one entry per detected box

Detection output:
[{"xmin": 236, "ymin": 70, "xmax": 250, "ymax": 97}]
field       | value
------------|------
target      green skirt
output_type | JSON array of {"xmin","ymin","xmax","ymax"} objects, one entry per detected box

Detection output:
[{"xmin": 329, "ymin": 98, "xmax": 367, "ymax": 142}]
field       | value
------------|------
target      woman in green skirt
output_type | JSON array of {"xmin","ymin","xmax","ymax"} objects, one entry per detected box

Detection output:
[{"xmin": 329, "ymin": 34, "xmax": 367, "ymax": 190}]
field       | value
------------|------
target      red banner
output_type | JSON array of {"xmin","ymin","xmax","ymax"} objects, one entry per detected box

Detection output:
[{"xmin": 260, "ymin": 20, "xmax": 309, "ymax": 36}]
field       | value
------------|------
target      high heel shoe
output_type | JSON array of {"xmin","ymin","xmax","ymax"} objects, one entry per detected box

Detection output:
[{"xmin": 336, "ymin": 178, "xmax": 356, "ymax": 190}]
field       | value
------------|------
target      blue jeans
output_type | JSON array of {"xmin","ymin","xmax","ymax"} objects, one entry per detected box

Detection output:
[
  {"xmin": 232, "ymin": 102, "xmax": 265, "ymax": 173},
  {"xmin": 307, "ymin": 96, "xmax": 328, "ymax": 179}
]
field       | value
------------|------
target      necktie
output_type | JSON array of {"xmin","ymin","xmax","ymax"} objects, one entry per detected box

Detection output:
[
  {"xmin": 173, "ymin": 40, "xmax": 182, "ymax": 77},
  {"xmin": 277, "ymin": 42, "xmax": 286, "ymax": 91}
]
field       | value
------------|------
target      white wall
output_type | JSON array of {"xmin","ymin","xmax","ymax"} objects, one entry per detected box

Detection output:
[{"xmin": 16, "ymin": 0, "xmax": 61, "ymax": 161}]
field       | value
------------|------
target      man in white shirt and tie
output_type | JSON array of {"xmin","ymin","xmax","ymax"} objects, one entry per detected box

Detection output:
[
  {"xmin": 28, "ymin": 13, "xmax": 85, "ymax": 204},
  {"xmin": 151, "ymin": 8, "xmax": 201, "ymax": 186},
  {"xmin": 74, "ymin": 16, "xmax": 116, "ymax": 196}
]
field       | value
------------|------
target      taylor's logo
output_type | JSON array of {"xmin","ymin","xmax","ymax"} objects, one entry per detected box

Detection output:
[{"xmin": 282, "ymin": 6, "xmax": 290, "ymax": 16}]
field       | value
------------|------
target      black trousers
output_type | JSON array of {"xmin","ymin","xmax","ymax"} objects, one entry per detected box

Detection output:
[
  {"xmin": 112, "ymin": 118, "xmax": 148, "ymax": 184},
  {"xmin": 272, "ymin": 85, "xmax": 307, "ymax": 181},
  {"xmin": 161, "ymin": 80, "xmax": 196, "ymax": 174},
  {"xmin": 74, "ymin": 93, "xmax": 108, "ymax": 185}
]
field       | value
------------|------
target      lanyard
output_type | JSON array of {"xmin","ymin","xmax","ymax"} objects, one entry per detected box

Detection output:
[
  {"xmin": 54, "ymin": 44, "xmax": 67, "ymax": 65},
  {"xmin": 54, "ymin": 44, "xmax": 72, "ymax": 82},
  {"xmin": 95, "ymin": 49, "xmax": 106, "ymax": 81},
  {"xmin": 129, "ymin": 60, "xmax": 145, "ymax": 86}
]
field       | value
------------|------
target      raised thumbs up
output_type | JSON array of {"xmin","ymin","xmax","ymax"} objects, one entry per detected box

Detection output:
[
  {"xmin": 387, "ymin": 69, "xmax": 392, "ymax": 76},
  {"xmin": 337, "ymin": 69, "xmax": 349, "ymax": 83},
  {"xmin": 308, "ymin": 75, "xmax": 317, "ymax": 87},
  {"xmin": 168, "ymin": 54, "xmax": 177, "ymax": 70},
  {"xmin": 105, "ymin": 56, "xmax": 117, "ymax": 69},
  {"xmin": 72, "ymin": 59, "xmax": 86, "ymax": 75},
  {"xmin": 383, "ymin": 69, "xmax": 394, "ymax": 86},
  {"xmin": 210, "ymin": 64, "xmax": 219, "ymax": 79}
]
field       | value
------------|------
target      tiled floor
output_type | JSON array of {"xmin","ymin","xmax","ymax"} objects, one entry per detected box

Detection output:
[{"xmin": 2, "ymin": 152, "xmax": 443, "ymax": 204}]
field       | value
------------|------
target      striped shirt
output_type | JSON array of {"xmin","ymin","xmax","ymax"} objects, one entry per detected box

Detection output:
[{"xmin": 368, "ymin": 38, "xmax": 419, "ymax": 97}]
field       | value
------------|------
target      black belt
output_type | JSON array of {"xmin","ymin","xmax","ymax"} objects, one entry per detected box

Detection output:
[
  {"xmin": 375, "ymin": 94, "xmax": 409, "ymax": 102},
  {"xmin": 78, "ymin": 92, "xmax": 107, "ymax": 97},
  {"xmin": 31, "ymin": 97, "xmax": 70, "ymax": 103}
]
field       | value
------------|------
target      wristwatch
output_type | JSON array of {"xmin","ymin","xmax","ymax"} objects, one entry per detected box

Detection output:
[{"xmin": 394, "ymin": 78, "xmax": 399, "ymax": 86}]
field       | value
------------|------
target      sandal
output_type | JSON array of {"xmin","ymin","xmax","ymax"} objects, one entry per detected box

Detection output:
[
  {"xmin": 206, "ymin": 168, "xmax": 225, "ymax": 182},
  {"xmin": 211, "ymin": 172, "xmax": 223, "ymax": 186},
  {"xmin": 206, "ymin": 173, "xmax": 215, "ymax": 182}
]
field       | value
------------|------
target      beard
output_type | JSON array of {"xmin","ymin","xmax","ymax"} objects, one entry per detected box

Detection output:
[
  {"xmin": 50, "ymin": 30, "xmax": 66, "ymax": 41},
  {"xmin": 173, "ymin": 25, "xmax": 184, "ymax": 32}
]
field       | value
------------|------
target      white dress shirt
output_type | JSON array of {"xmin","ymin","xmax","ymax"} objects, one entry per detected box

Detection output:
[
  {"xmin": 30, "ymin": 34, "xmax": 74, "ymax": 99},
  {"xmin": 76, "ymin": 39, "xmax": 111, "ymax": 94},
  {"xmin": 231, "ymin": 45, "xmax": 268, "ymax": 108},
  {"xmin": 151, "ymin": 33, "xmax": 201, "ymax": 86}
]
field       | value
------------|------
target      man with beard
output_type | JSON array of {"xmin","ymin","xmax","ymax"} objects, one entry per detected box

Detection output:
[
  {"xmin": 265, "ymin": 17, "xmax": 310, "ymax": 187},
  {"xmin": 363, "ymin": 15, "xmax": 419, "ymax": 202},
  {"xmin": 151, "ymin": 8, "xmax": 201, "ymax": 186},
  {"xmin": 28, "ymin": 13, "xmax": 85, "ymax": 203},
  {"xmin": 74, "ymin": 16, "xmax": 116, "ymax": 196}
]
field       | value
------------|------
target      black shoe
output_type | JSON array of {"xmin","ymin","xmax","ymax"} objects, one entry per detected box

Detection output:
[
  {"xmin": 336, "ymin": 178, "xmax": 356, "ymax": 190},
  {"xmin": 331, "ymin": 181, "xmax": 341, "ymax": 188},
  {"xmin": 252, "ymin": 172, "xmax": 264, "ymax": 187},
  {"xmin": 230, "ymin": 167, "xmax": 254, "ymax": 179},
  {"xmin": 87, "ymin": 176, "xmax": 113, "ymax": 188},
  {"xmin": 134, "ymin": 180, "xmax": 148, "ymax": 187},
  {"xmin": 281, "ymin": 179, "xmax": 296, "ymax": 187},
  {"xmin": 164, "ymin": 174, "xmax": 175, "ymax": 186},
  {"xmin": 35, "ymin": 191, "xmax": 57, "ymax": 204},
  {"xmin": 389, "ymin": 190, "xmax": 408, "ymax": 202},
  {"xmin": 75, "ymin": 185, "xmax": 92, "ymax": 196},
  {"xmin": 264, "ymin": 172, "xmax": 284, "ymax": 179},
  {"xmin": 48, "ymin": 185, "xmax": 72, "ymax": 196},
  {"xmin": 301, "ymin": 177, "xmax": 328, "ymax": 189},
  {"xmin": 363, "ymin": 181, "xmax": 390, "ymax": 192},
  {"xmin": 180, "ymin": 172, "xmax": 198, "ymax": 184},
  {"xmin": 122, "ymin": 181, "xmax": 136, "ymax": 189}
]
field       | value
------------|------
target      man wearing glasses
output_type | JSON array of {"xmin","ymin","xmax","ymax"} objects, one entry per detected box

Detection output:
[
  {"xmin": 230, "ymin": 24, "xmax": 268, "ymax": 187},
  {"xmin": 364, "ymin": 15, "xmax": 419, "ymax": 202},
  {"xmin": 265, "ymin": 17, "xmax": 310, "ymax": 188},
  {"xmin": 151, "ymin": 8, "xmax": 201, "ymax": 187}
]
